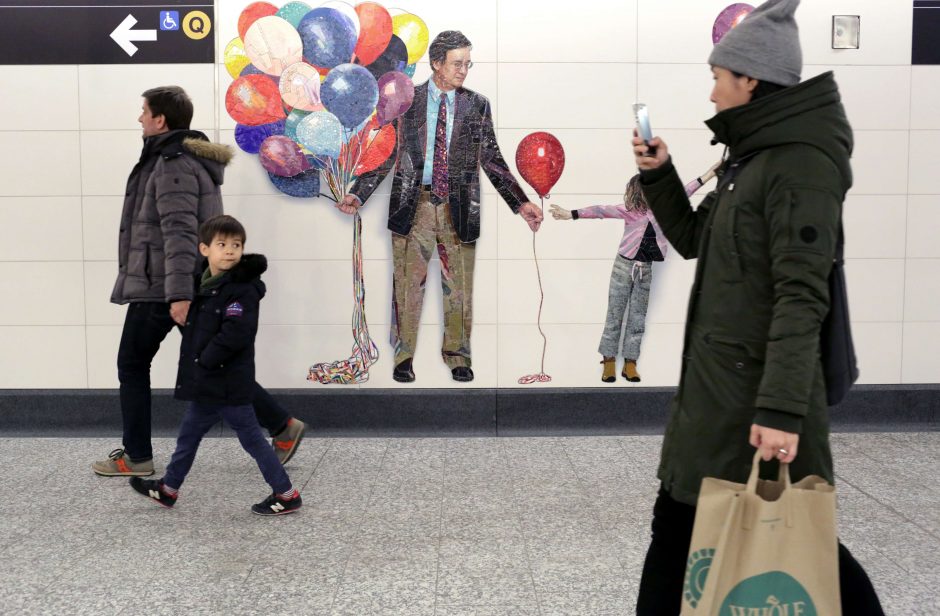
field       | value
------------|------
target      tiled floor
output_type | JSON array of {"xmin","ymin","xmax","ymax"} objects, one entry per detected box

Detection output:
[{"xmin": 0, "ymin": 433, "xmax": 936, "ymax": 615}]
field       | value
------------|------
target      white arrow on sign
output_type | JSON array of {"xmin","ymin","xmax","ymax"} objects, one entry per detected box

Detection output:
[{"xmin": 110, "ymin": 14, "xmax": 157, "ymax": 57}]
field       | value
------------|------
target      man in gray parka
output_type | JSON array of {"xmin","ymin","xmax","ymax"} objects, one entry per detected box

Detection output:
[{"xmin": 93, "ymin": 86, "xmax": 305, "ymax": 477}]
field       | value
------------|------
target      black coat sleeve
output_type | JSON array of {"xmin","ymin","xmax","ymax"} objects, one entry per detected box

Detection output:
[{"xmin": 639, "ymin": 158, "xmax": 711, "ymax": 260}]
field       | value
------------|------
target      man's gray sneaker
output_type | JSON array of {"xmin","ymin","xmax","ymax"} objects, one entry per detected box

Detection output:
[{"xmin": 92, "ymin": 448, "xmax": 154, "ymax": 477}]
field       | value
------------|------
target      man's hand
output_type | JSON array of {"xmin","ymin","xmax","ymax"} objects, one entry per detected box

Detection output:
[
  {"xmin": 632, "ymin": 130, "xmax": 669, "ymax": 171},
  {"xmin": 749, "ymin": 424, "xmax": 799, "ymax": 464},
  {"xmin": 518, "ymin": 202, "xmax": 543, "ymax": 231},
  {"xmin": 170, "ymin": 300, "xmax": 191, "ymax": 326},
  {"xmin": 549, "ymin": 204, "xmax": 572, "ymax": 220},
  {"xmin": 335, "ymin": 194, "xmax": 361, "ymax": 215}
]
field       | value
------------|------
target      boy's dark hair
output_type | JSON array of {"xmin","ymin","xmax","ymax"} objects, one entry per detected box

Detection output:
[
  {"xmin": 199, "ymin": 215, "xmax": 246, "ymax": 246},
  {"xmin": 141, "ymin": 86, "xmax": 194, "ymax": 130},
  {"xmin": 429, "ymin": 30, "xmax": 472, "ymax": 68}
]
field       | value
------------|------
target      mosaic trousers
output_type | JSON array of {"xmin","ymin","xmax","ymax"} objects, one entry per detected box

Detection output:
[
  {"xmin": 391, "ymin": 190, "xmax": 475, "ymax": 369},
  {"xmin": 598, "ymin": 256, "xmax": 652, "ymax": 360}
]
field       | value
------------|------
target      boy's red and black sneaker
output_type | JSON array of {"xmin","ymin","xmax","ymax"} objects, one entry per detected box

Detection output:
[
  {"xmin": 251, "ymin": 492, "xmax": 302, "ymax": 516},
  {"xmin": 129, "ymin": 477, "xmax": 177, "ymax": 509}
]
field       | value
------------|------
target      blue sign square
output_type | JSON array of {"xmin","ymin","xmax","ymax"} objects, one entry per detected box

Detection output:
[{"xmin": 160, "ymin": 11, "xmax": 180, "ymax": 31}]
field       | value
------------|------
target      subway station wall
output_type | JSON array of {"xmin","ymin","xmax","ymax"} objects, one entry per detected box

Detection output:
[{"xmin": 1, "ymin": 0, "xmax": 938, "ymax": 390}]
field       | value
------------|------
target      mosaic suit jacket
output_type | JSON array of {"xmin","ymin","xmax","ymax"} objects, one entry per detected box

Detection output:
[{"xmin": 351, "ymin": 82, "xmax": 529, "ymax": 243}]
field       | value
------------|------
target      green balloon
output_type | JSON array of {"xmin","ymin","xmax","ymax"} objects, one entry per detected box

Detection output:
[{"xmin": 276, "ymin": 1, "xmax": 312, "ymax": 28}]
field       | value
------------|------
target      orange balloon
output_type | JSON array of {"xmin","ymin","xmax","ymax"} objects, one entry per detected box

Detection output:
[
  {"xmin": 344, "ymin": 123, "xmax": 396, "ymax": 175},
  {"xmin": 225, "ymin": 74, "xmax": 287, "ymax": 126},
  {"xmin": 238, "ymin": 1, "xmax": 278, "ymax": 41},
  {"xmin": 353, "ymin": 2, "xmax": 393, "ymax": 67}
]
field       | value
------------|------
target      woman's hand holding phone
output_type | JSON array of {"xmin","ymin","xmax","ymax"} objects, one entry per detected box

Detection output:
[{"xmin": 632, "ymin": 131, "xmax": 669, "ymax": 170}]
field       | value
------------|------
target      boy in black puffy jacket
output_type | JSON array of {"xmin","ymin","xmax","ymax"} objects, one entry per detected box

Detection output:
[{"xmin": 130, "ymin": 215, "xmax": 301, "ymax": 516}]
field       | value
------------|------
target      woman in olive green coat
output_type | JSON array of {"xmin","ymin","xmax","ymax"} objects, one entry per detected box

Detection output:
[{"xmin": 629, "ymin": 0, "xmax": 884, "ymax": 613}]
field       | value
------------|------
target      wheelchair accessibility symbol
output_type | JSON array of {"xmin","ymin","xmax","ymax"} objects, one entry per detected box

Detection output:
[
  {"xmin": 183, "ymin": 10, "xmax": 211, "ymax": 40},
  {"xmin": 160, "ymin": 11, "xmax": 179, "ymax": 31}
]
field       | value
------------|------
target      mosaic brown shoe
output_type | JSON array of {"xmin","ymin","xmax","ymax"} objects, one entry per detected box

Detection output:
[{"xmin": 622, "ymin": 361, "xmax": 641, "ymax": 383}]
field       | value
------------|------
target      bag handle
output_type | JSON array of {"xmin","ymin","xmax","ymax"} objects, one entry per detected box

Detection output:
[{"xmin": 742, "ymin": 450, "xmax": 793, "ymax": 530}]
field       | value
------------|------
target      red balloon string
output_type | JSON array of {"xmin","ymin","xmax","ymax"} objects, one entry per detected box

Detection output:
[{"xmin": 518, "ymin": 197, "xmax": 552, "ymax": 385}]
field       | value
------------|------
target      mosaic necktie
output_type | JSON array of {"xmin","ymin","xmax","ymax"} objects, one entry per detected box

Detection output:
[{"xmin": 431, "ymin": 96, "xmax": 449, "ymax": 205}]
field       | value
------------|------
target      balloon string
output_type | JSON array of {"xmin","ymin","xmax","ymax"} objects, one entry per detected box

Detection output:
[
  {"xmin": 518, "ymin": 196, "xmax": 552, "ymax": 385},
  {"xmin": 308, "ymin": 210, "xmax": 379, "ymax": 384}
]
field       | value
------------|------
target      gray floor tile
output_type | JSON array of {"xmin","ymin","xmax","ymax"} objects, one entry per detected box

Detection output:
[
  {"xmin": 538, "ymin": 590, "xmax": 636, "ymax": 616},
  {"xmin": 435, "ymin": 606, "xmax": 540, "ymax": 616},
  {"xmin": 0, "ymin": 433, "xmax": 934, "ymax": 615}
]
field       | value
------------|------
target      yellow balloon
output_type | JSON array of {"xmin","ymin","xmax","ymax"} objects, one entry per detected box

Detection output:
[
  {"xmin": 391, "ymin": 13, "xmax": 429, "ymax": 65},
  {"xmin": 224, "ymin": 38, "xmax": 250, "ymax": 79}
]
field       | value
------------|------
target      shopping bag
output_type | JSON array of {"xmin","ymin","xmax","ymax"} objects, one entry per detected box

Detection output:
[{"xmin": 680, "ymin": 451, "xmax": 840, "ymax": 616}]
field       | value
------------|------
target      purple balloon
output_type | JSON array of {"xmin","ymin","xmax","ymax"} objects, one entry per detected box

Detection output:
[
  {"xmin": 713, "ymin": 3, "xmax": 754, "ymax": 44},
  {"xmin": 259, "ymin": 135, "xmax": 313, "ymax": 177},
  {"xmin": 375, "ymin": 72, "xmax": 414, "ymax": 125},
  {"xmin": 234, "ymin": 121, "xmax": 285, "ymax": 154}
]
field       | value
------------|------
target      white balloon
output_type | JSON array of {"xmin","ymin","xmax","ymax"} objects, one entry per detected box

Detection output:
[{"xmin": 244, "ymin": 15, "xmax": 303, "ymax": 76}]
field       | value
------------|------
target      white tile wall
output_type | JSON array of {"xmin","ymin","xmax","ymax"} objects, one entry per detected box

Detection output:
[
  {"xmin": 850, "ymin": 130, "xmax": 909, "ymax": 195},
  {"xmin": 902, "ymin": 322, "xmax": 940, "ymax": 384},
  {"xmin": 904, "ymin": 259, "xmax": 940, "ymax": 323},
  {"xmin": 910, "ymin": 66, "xmax": 940, "ymax": 130},
  {"xmin": 853, "ymin": 322, "xmax": 903, "ymax": 385},
  {"xmin": 906, "ymin": 196, "xmax": 940, "ymax": 259},
  {"xmin": 0, "ymin": 132, "xmax": 82, "ymax": 197},
  {"xmin": 843, "ymin": 259, "xmax": 905, "ymax": 323},
  {"xmin": 500, "ymin": 1, "xmax": 637, "ymax": 63},
  {"xmin": 0, "ymin": 263, "xmax": 85, "ymax": 326},
  {"xmin": 0, "ymin": 197, "xmax": 83, "ymax": 261},
  {"xmin": 843, "ymin": 195, "xmax": 907, "ymax": 259},
  {"xmin": 908, "ymin": 130, "xmax": 940, "ymax": 195},
  {"xmin": 0, "ymin": 66, "xmax": 79, "ymax": 131},
  {"xmin": 1, "ymin": 0, "xmax": 939, "ymax": 388},
  {"xmin": 0, "ymin": 327, "xmax": 87, "ymax": 388},
  {"xmin": 78, "ymin": 64, "xmax": 216, "ymax": 131}
]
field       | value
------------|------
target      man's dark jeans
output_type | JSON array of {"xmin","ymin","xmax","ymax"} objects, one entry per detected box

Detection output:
[{"xmin": 117, "ymin": 302, "xmax": 289, "ymax": 462}]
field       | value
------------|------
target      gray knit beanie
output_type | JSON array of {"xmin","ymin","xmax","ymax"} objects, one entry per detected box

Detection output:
[{"xmin": 708, "ymin": 0, "xmax": 802, "ymax": 87}]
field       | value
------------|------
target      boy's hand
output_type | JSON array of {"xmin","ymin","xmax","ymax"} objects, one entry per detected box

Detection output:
[
  {"xmin": 170, "ymin": 300, "xmax": 191, "ymax": 326},
  {"xmin": 549, "ymin": 204, "xmax": 571, "ymax": 220}
]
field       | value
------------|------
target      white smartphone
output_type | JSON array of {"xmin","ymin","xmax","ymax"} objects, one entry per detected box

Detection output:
[{"xmin": 633, "ymin": 103, "xmax": 656, "ymax": 156}]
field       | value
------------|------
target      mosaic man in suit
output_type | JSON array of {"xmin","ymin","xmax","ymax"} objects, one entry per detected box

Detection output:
[{"xmin": 338, "ymin": 30, "xmax": 543, "ymax": 383}]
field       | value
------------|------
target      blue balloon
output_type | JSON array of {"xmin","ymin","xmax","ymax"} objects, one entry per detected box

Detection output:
[
  {"xmin": 296, "ymin": 110, "xmax": 344, "ymax": 158},
  {"xmin": 321, "ymin": 64, "xmax": 378, "ymax": 129},
  {"xmin": 269, "ymin": 161, "xmax": 321, "ymax": 198},
  {"xmin": 284, "ymin": 109, "xmax": 311, "ymax": 143},
  {"xmin": 404, "ymin": 63, "xmax": 416, "ymax": 78},
  {"xmin": 235, "ymin": 121, "xmax": 285, "ymax": 154},
  {"xmin": 298, "ymin": 8, "xmax": 357, "ymax": 69}
]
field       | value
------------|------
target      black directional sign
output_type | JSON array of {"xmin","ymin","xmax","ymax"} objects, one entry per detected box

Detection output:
[
  {"xmin": 0, "ymin": 0, "xmax": 214, "ymax": 64},
  {"xmin": 913, "ymin": 1, "xmax": 940, "ymax": 64}
]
